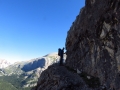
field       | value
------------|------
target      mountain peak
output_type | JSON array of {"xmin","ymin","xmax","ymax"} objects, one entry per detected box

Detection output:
[
  {"xmin": 0, "ymin": 59, "xmax": 11, "ymax": 68},
  {"xmin": 44, "ymin": 52, "xmax": 58, "ymax": 57}
]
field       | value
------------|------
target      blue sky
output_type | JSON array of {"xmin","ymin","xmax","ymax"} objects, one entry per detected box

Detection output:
[{"xmin": 0, "ymin": 0, "xmax": 85, "ymax": 62}]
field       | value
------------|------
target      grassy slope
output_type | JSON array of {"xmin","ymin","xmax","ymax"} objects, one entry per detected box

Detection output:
[
  {"xmin": 0, "ymin": 75, "xmax": 31, "ymax": 90},
  {"xmin": 0, "ymin": 80, "xmax": 17, "ymax": 90}
]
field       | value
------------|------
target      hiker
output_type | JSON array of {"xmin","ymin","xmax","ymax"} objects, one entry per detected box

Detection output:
[{"xmin": 58, "ymin": 47, "xmax": 64, "ymax": 66}]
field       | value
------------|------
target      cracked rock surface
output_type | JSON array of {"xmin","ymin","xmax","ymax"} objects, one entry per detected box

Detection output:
[
  {"xmin": 66, "ymin": 0, "xmax": 120, "ymax": 89},
  {"xmin": 32, "ymin": 0, "xmax": 120, "ymax": 90},
  {"xmin": 32, "ymin": 64, "xmax": 92, "ymax": 90}
]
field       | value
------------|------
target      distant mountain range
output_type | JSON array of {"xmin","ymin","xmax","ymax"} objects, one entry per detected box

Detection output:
[
  {"xmin": 0, "ymin": 52, "xmax": 66, "ymax": 90},
  {"xmin": 0, "ymin": 59, "xmax": 11, "ymax": 68}
]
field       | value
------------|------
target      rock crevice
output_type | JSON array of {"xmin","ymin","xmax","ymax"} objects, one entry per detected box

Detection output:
[{"xmin": 66, "ymin": 0, "xmax": 120, "ymax": 89}]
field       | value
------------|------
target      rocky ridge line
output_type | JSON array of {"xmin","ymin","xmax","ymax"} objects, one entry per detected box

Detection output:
[{"xmin": 32, "ymin": 0, "xmax": 120, "ymax": 90}]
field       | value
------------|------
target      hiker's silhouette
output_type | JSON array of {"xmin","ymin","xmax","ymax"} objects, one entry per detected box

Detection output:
[{"xmin": 58, "ymin": 48, "xmax": 64, "ymax": 66}]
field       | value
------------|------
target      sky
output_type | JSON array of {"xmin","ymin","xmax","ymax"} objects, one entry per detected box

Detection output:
[{"xmin": 0, "ymin": 0, "xmax": 85, "ymax": 63}]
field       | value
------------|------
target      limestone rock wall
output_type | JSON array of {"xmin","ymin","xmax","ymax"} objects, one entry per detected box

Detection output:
[
  {"xmin": 66, "ymin": 0, "xmax": 120, "ymax": 89},
  {"xmin": 32, "ymin": 64, "xmax": 91, "ymax": 90}
]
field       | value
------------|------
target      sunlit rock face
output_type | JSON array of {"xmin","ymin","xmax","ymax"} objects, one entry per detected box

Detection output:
[{"xmin": 66, "ymin": 0, "xmax": 120, "ymax": 89}]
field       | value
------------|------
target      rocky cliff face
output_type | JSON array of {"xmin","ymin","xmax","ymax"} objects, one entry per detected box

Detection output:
[
  {"xmin": 33, "ymin": 64, "xmax": 90, "ymax": 90},
  {"xmin": 33, "ymin": 0, "xmax": 120, "ymax": 90},
  {"xmin": 66, "ymin": 0, "xmax": 120, "ymax": 89}
]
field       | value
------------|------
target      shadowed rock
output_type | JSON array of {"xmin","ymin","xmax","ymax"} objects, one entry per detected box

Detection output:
[
  {"xmin": 32, "ymin": 0, "xmax": 120, "ymax": 90},
  {"xmin": 66, "ymin": 0, "xmax": 120, "ymax": 89},
  {"xmin": 32, "ymin": 64, "xmax": 92, "ymax": 90},
  {"xmin": 21, "ymin": 58, "xmax": 45, "ymax": 72}
]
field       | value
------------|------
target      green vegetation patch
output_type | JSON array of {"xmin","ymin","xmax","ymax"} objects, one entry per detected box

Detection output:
[
  {"xmin": 0, "ymin": 80, "xmax": 17, "ymax": 90},
  {"xmin": 0, "ymin": 74, "xmax": 31, "ymax": 90}
]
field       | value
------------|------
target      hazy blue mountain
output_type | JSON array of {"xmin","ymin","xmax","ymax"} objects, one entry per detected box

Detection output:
[{"xmin": 22, "ymin": 58, "xmax": 47, "ymax": 72}]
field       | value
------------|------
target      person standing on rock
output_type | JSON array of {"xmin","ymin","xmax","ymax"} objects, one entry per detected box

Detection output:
[{"xmin": 58, "ymin": 47, "xmax": 64, "ymax": 66}]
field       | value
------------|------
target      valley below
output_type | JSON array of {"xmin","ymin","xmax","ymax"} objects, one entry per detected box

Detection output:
[{"xmin": 0, "ymin": 53, "xmax": 66, "ymax": 90}]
